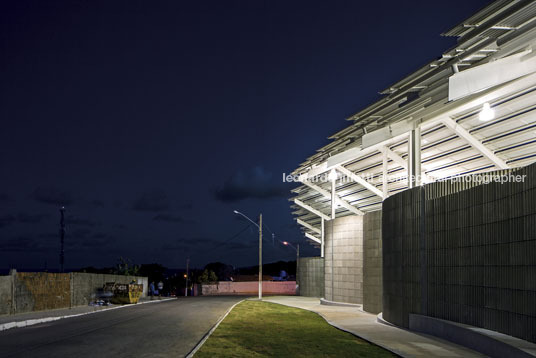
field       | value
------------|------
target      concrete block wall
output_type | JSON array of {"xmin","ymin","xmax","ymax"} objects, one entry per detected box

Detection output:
[
  {"xmin": 324, "ymin": 215, "xmax": 364, "ymax": 304},
  {"xmin": 0, "ymin": 271, "xmax": 148, "ymax": 315},
  {"xmin": 363, "ymin": 210, "xmax": 383, "ymax": 314},
  {"xmin": 297, "ymin": 257, "xmax": 324, "ymax": 297},
  {"xmin": 71, "ymin": 273, "xmax": 148, "ymax": 306},
  {"xmin": 382, "ymin": 163, "xmax": 536, "ymax": 343},
  {"xmin": 15, "ymin": 272, "xmax": 71, "ymax": 313},
  {"xmin": 0, "ymin": 276, "xmax": 12, "ymax": 315}
]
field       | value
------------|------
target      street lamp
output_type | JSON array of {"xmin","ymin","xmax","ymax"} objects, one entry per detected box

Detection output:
[
  {"xmin": 282, "ymin": 241, "xmax": 300, "ymax": 286},
  {"xmin": 234, "ymin": 210, "xmax": 263, "ymax": 300}
]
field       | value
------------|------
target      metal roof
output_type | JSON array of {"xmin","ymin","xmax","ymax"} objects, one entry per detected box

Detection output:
[{"xmin": 290, "ymin": 0, "xmax": 536, "ymax": 246}]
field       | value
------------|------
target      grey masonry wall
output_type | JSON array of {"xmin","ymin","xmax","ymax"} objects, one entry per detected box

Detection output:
[
  {"xmin": 324, "ymin": 215, "xmax": 363, "ymax": 304},
  {"xmin": 0, "ymin": 271, "xmax": 148, "ymax": 314},
  {"xmin": 382, "ymin": 163, "xmax": 536, "ymax": 343},
  {"xmin": 71, "ymin": 273, "xmax": 148, "ymax": 306},
  {"xmin": 0, "ymin": 275, "xmax": 12, "ymax": 315},
  {"xmin": 363, "ymin": 210, "xmax": 383, "ymax": 314},
  {"xmin": 298, "ymin": 257, "xmax": 324, "ymax": 297}
]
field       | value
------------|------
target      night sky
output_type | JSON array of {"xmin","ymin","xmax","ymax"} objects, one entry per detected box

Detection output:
[{"xmin": 1, "ymin": 0, "xmax": 491, "ymax": 270}]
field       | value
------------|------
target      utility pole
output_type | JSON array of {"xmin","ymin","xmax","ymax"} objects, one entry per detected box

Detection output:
[
  {"xmin": 258, "ymin": 213, "xmax": 262, "ymax": 300},
  {"xmin": 185, "ymin": 258, "xmax": 189, "ymax": 297},
  {"xmin": 59, "ymin": 207, "xmax": 65, "ymax": 273}
]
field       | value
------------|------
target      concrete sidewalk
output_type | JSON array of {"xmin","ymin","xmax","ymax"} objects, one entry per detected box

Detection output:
[
  {"xmin": 264, "ymin": 296, "xmax": 484, "ymax": 358},
  {"xmin": 0, "ymin": 297, "xmax": 176, "ymax": 331}
]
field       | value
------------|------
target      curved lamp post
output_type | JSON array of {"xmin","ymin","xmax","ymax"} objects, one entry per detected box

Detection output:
[
  {"xmin": 234, "ymin": 210, "xmax": 263, "ymax": 300},
  {"xmin": 282, "ymin": 241, "xmax": 299, "ymax": 286}
]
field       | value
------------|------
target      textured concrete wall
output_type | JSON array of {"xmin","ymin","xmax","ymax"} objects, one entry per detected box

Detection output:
[
  {"xmin": 324, "ymin": 215, "xmax": 363, "ymax": 304},
  {"xmin": 15, "ymin": 272, "xmax": 71, "ymax": 313},
  {"xmin": 383, "ymin": 163, "xmax": 536, "ymax": 343},
  {"xmin": 363, "ymin": 210, "xmax": 383, "ymax": 314},
  {"xmin": 0, "ymin": 272, "xmax": 148, "ymax": 314},
  {"xmin": 71, "ymin": 273, "xmax": 148, "ymax": 306},
  {"xmin": 298, "ymin": 257, "xmax": 324, "ymax": 297},
  {"xmin": 0, "ymin": 275, "xmax": 12, "ymax": 315},
  {"xmin": 200, "ymin": 281, "xmax": 296, "ymax": 295}
]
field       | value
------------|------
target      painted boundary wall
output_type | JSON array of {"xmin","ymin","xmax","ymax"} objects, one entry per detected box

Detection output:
[
  {"xmin": 298, "ymin": 257, "xmax": 324, "ymax": 297},
  {"xmin": 0, "ymin": 271, "xmax": 148, "ymax": 315},
  {"xmin": 382, "ymin": 163, "xmax": 536, "ymax": 343},
  {"xmin": 200, "ymin": 281, "xmax": 297, "ymax": 295}
]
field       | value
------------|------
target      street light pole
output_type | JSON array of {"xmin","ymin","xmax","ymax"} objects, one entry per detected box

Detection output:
[
  {"xmin": 258, "ymin": 213, "xmax": 262, "ymax": 300},
  {"xmin": 233, "ymin": 210, "xmax": 264, "ymax": 300},
  {"xmin": 59, "ymin": 206, "xmax": 65, "ymax": 273},
  {"xmin": 185, "ymin": 258, "xmax": 189, "ymax": 297},
  {"xmin": 282, "ymin": 241, "xmax": 299, "ymax": 286}
]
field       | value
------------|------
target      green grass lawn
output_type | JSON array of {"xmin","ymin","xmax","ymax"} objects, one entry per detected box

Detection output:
[{"xmin": 195, "ymin": 300, "xmax": 396, "ymax": 358}]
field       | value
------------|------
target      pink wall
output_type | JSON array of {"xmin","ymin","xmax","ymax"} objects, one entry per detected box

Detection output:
[{"xmin": 201, "ymin": 281, "xmax": 296, "ymax": 296}]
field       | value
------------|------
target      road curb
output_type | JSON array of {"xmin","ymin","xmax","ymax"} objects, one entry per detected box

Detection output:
[
  {"xmin": 185, "ymin": 299, "xmax": 245, "ymax": 358},
  {"xmin": 0, "ymin": 297, "xmax": 176, "ymax": 332}
]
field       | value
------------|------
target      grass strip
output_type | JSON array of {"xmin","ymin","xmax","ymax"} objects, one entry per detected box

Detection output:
[{"xmin": 195, "ymin": 300, "xmax": 396, "ymax": 357}]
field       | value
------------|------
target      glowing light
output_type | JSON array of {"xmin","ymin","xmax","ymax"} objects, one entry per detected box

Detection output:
[
  {"xmin": 328, "ymin": 169, "xmax": 338, "ymax": 182},
  {"xmin": 479, "ymin": 102, "xmax": 494, "ymax": 121}
]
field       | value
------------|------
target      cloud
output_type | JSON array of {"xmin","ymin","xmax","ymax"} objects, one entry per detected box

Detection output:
[
  {"xmin": 67, "ymin": 215, "xmax": 98, "ymax": 227},
  {"xmin": 91, "ymin": 232, "xmax": 108, "ymax": 239},
  {"xmin": 132, "ymin": 190, "xmax": 171, "ymax": 212},
  {"xmin": 0, "ymin": 193, "xmax": 11, "ymax": 202},
  {"xmin": 31, "ymin": 186, "xmax": 73, "ymax": 206},
  {"xmin": 16, "ymin": 212, "xmax": 48, "ymax": 224},
  {"xmin": 90, "ymin": 200, "xmax": 105, "ymax": 208},
  {"xmin": 153, "ymin": 214, "xmax": 195, "ymax": 223},
  {"xmin": 0, "ymin": 214, "xmax": 16, "ymax": 228},
  {"xmin": 0, "ymin": 212, "xmax": 49, "ymax": 227},
  {"xmin": 160, "ymin": 236, "xmax": 219, "ymax": 251},
  {"xmin": 70, "ymin": 228, "xmax": 92, "ymax": 240},
  {"xmin": 213, "ymin": 166, "xmax": 289, "ymax": 203},
  {"xmin": 0, "ymin": 235, "xmax": 54, "ymax": 253}
]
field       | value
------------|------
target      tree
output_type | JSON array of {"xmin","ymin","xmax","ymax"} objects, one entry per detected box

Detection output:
[
  {"xmin": 197, "ymin": 269, "xmax": 218, "ymax": 284},
  {"xmin": 114, "ymin": 257, "xmax": 140, "ymax": 276},
  {"xmin": 204, "ymin": 262, "xmax": 234, "ymax": 281}
]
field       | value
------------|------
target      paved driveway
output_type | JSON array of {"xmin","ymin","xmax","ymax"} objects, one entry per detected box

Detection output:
[{"xmin": 0, "ymin": 296, "xmax": 244, "ymax": 358}]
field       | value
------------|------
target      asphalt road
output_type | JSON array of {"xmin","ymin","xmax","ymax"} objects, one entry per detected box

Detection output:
[{"xmin": 0, "ymin": 296, "xmax": 244, "ymax": 358}]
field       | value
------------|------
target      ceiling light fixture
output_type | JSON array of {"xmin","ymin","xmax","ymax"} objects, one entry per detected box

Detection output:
[{"xmin": 479, "ymin": 102, "xmax": 495, "ymax": 122}]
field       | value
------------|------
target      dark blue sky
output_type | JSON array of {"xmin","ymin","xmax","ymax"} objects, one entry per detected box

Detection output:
[{"xmin": 0, "ymin": 0, "xmax": 490, "ymax": 270}]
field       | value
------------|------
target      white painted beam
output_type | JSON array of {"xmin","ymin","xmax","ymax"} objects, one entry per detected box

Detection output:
[
  {"xmin": 382, "ymin": 149, "xmax": 389, "ymax": 198},
  {"xmin": 335, "ymin": 165, "xmax": 384, "ymax": 199},
  {"xmin": 382, "ymin": 145, "xmax": 434, "ymax": 184},
  {"xmin": 305, "ymin": 232, "xmax": 321, "ymax": 244},
  {"xmin": 297, "ymin": 71, "xmax": 536, "ymax": 182},
  {"xmin": 321, "ymin": 218, "xmax": 325, "ymax": 258},
  {"xmin": 300, "ymin": 180, "xmax": 364, "ymax": 216},
  {"xmin": 408, "ymin": 127, "xmax": 421, "ymax": 188},
  {"xmin": 294, "ymin": 199, "xmax": 331, "ymax": 221},
  {"xmin": 381, "ymin": 146, "xmax": 407, "ymax": 169},
  {"xmin": 440, "ymin": 117, "xmax": 509, "ymax": 169},
  {"xmin": 296, "ymin": 218, "xmax": 321, "ymax": 235}
]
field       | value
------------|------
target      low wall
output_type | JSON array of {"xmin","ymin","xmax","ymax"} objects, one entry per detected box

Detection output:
[
  {"xmin": 0, "ymin": 276, "xmax": 12, "ymax": 315},
  {"xmin": 200, "ymin": 281, "xmax": 296, "ymax": 295},
  {"xmin": 0, "ymin": 271, "xmax": 148, "ymax": 315},
  {"xmin": 298, "ymin": 257, "xmax": 324, "ymax": 297},
  {"xmin": 71, "ymin": 273, "xmax": 148, "ymax": 306},
  {"xmin": 382, "ymin": 163, "xmax": 536, "ymax": 343},
  {"xmin": 15, "ymin": 272, "xmax": 70, "ymax": 313}
]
